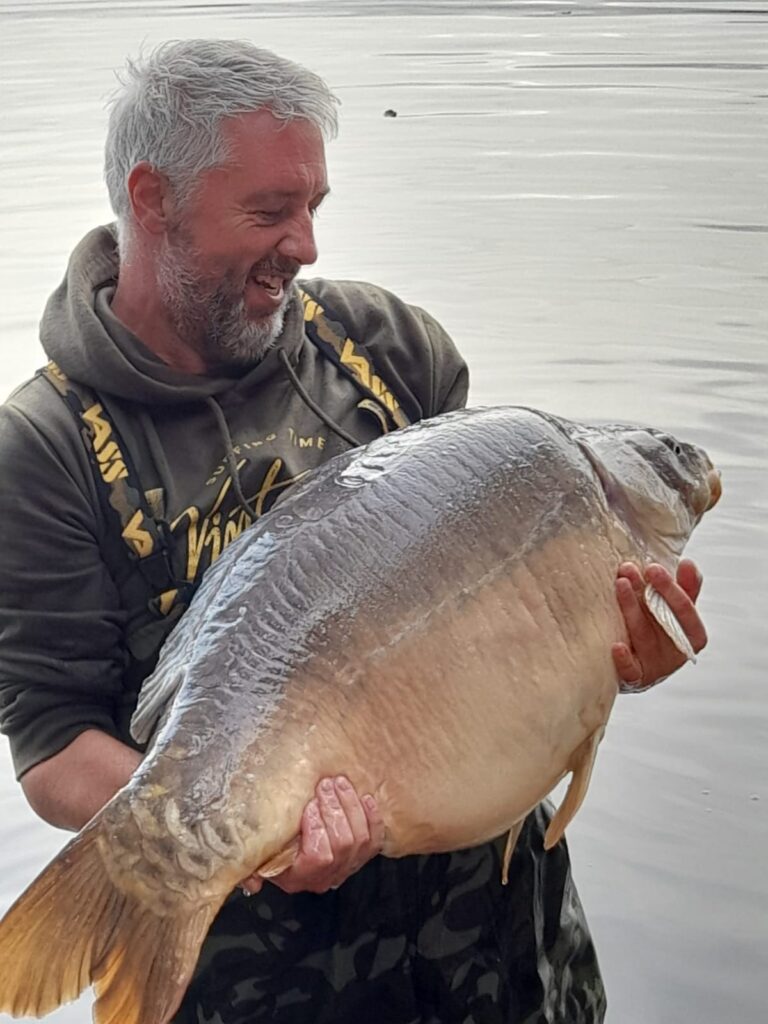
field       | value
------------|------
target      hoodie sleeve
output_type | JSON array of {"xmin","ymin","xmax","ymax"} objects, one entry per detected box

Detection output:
[
  {"xmin": 412, "ymin": 305, "xmax": 469, "ymax": 416},
  {"xmin": 0, "ymin": 380, "xmax": 128, "ymax": 779}
]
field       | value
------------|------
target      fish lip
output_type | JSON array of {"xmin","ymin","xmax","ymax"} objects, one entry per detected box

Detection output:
[{"xmin": 706, "ymin": 469, "xmax": 722, "ymax": 510}]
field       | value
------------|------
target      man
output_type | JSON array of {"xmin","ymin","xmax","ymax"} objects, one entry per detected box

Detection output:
[{"xmin": 0, "ymin": 39, "xmax": 706, "ymax": 1024}]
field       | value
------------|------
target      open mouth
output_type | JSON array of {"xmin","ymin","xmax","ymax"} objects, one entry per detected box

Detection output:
[{"xmin": 251, "ymin": 274, "xmax": 286, "ymax": 303}]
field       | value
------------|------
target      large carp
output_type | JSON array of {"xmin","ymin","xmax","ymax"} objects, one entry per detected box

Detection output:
[{"xmin": 0, "ymin": 406, "xmax": 720, "ymax": 1024}]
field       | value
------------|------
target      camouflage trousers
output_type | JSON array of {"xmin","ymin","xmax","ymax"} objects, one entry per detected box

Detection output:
[{"xmin": 173, "ymin": 804, "xmax": 606, "ymax": 1024}]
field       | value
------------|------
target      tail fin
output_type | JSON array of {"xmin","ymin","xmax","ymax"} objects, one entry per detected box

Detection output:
[{"xmin": 0, "ymin": 822, "xmax": 220, "ymax": 1024}]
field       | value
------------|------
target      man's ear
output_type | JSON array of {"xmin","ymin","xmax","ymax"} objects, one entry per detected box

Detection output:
[{"xmin": 126, "ymin": 161, "xmax": 175, "ymax": 235}]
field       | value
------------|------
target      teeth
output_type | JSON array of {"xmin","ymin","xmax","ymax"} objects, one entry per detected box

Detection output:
[{"xmin": 255, "ymin": 275, "xmax": 282, "ymax": 295}]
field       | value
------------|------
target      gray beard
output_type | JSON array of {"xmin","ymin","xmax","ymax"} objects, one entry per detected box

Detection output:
[{"xmin": 156, "ymin": 242, "xmax": 288, "ymax": 367}]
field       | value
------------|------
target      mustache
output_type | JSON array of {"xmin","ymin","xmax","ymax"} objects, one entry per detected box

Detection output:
[{"xmin": 249, "ymin": 257, "xmax": 301, "ymax": 280}]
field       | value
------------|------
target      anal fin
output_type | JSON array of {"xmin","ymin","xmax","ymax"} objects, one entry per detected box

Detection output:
[
  {"xmin": 501, "ymin": 819, "xmax": 525, "ymax": 886},
  {"xmin": 544, "ymin": 726, "xmax": 604, "ymax": 851}
]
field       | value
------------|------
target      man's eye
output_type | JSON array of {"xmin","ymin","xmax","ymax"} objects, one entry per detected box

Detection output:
[{"xmin": 253, "ymin": 210, "xmax": 283, "ymax": 222}]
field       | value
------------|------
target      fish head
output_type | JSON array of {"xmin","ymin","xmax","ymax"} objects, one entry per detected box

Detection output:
[{"xmin": 572, "ymin": 423, "xmax": 721, "ymax": 567}]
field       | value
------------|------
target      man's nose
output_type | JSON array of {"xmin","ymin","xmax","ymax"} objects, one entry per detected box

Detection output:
[{"xmin": 277, "ymin": 210, "xmax": 318, "ymax": 267}]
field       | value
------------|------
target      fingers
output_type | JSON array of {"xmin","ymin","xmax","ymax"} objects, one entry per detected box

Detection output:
[
  {"xmin": 314, "ymin": 776, "xmax": 384, "ymax": 885},
  {"xmin": 301, "ymin": 797, "xmax": 334, "ymax": 863},
  {"xmin": 317, "ymin": 777, "xmax": 354, "ymax": 850},
  {"xmin": 611, "ymin": 640, "xmax": 644, "ymax": 689},
  {"xmin": 618, "ymin": 559, "xmax": 703, "ymax": 604},
  {"xmin": 614, "ymin": 560, "xmax": 709, "ymax": 692},
  {"xmin": 333, "ymin": 776, "xmax": 385, "ymax": 856},
  {"xmin": 676, "ymin": 558, "xmax": 703, "ymax": 603},
  {"xmin": 615, "ymin": 570, "xmax": 657, "ymax": 656},
  {"xmin": 362, "ymin": 792, "xmax": 386, "ymax": 852},
  {"xmin": 268, "ymin": 777, "xmax": 383, "ymax": 895},
  {"xmin": 645, "ymin": 562, "xmax": 708, "ymax": 654},
  {"xmin": 616, "ymin": 561, "xmax": 645, "ymax": 593}
]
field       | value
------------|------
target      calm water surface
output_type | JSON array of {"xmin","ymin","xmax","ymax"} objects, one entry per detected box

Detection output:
[{"xmin": 1, "ymin": 2, "xmax": 766, "ymax": 1022}]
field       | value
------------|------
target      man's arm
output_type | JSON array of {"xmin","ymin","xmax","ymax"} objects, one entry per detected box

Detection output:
[
  {"xmin": 21, "ymin": 730, "xmax": 383, "ymax": 898},
  {"xmin": 21, "ymin": 729, "xmax": 384, "ymax": 895},
  {"xmin": 21, "ymin": 729, "xmax": 142, "ymax": 832},
  {"xmin": 0, "ymin": 392, "xmax": 130, "ymax": 784}
]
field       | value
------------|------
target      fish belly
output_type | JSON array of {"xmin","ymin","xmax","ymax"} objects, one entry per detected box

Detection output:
[{"xmin": 240, "ymin": 518, "xmax": 623, "ymax": 864}]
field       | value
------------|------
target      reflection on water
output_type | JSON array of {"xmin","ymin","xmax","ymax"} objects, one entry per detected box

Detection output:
[
  {"xmin": 0, "ymin": 2, "xmax": 766, "ymax": 1023},
  {"xmin": 697, "ymin": 221, "xmax": 768, "ymax": 231}
]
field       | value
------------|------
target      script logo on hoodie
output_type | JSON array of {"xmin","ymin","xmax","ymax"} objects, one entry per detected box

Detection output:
[{"xmin": 169, "ymin": 427, "xmax": 329, "ymax": 585}]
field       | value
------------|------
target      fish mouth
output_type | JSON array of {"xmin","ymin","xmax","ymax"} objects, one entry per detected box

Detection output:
[{"xmin": 706, "ymin": 469, "xmax": 722, "ymax": 510}]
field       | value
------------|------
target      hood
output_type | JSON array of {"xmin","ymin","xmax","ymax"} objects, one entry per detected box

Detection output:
[{"xmin": 39, "ymin": 224, "xmax": 307, "ymax": 406}]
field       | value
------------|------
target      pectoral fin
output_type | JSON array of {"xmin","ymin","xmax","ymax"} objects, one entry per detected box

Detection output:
[
  {"xmin": 644, "ymin": 584, "xmax": 697, "ymax": 663},
  {"xmin": 501, "ymin": 819, "xmax": 525, "ymax": 886},
  {"xmin": 544, "ymin": 727, "xmax": 604, "ymax": 850},
  {"xmin": 256, "ymin": 836, "xmax": 301, "ymax": 878}
]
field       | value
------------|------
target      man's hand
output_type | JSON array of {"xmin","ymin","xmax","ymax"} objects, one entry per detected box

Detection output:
[
  {"xmin": 612, "ymin": 558, "xmax": 707, "ymax": 692},
  {"xmin": 240, "ymin": 775, "xmax": 385, "ymax": 896}
]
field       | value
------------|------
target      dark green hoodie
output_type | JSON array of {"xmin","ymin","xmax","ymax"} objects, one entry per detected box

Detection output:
[
  {"xmin": 0, "ymin": 225, "xmax": 468, "ymax": 778},
  {"xmin": 0, "ymin": 225, "xmax": 605, "ymax": 1024}
]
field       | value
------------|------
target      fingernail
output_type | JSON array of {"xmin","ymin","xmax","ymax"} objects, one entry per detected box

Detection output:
[
  {"xmin": 320, "ymin": 778, "xmax": 334, "ymax": 793},
  {"xmin": 335, "ymin": 775, "xmax": 350, "ymax": 790},
  {"xmin": 363, "ymin": 795, "xmax": 376, "ymax": 811}
]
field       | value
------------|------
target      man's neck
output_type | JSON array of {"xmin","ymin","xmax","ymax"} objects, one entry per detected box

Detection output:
[{"xmin": 111, "ymin": 266, "xmax": 209, "ymax": 375}]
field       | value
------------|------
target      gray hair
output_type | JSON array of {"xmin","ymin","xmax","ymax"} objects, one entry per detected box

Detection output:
[{"xmin": 105, "ymin": 39, "xmax": 339, "ymax": 231}]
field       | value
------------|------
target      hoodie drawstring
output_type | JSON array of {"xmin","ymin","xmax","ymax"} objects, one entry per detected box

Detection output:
[
  {"xmin": 205, "ymin": 397, "xmax": 260, "ymax": 521},
  {"xmin": 206, "ymin": 351, "xmax": 365, "ymax": 523},
  {"xmin": 278, "ymin": 349, "xmax": 362, "ymax": 449}
]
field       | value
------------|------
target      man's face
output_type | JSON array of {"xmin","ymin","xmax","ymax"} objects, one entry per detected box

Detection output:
[{"xmin": 156, "ymin": 108, "xmax": 328, "ymax": 367}]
